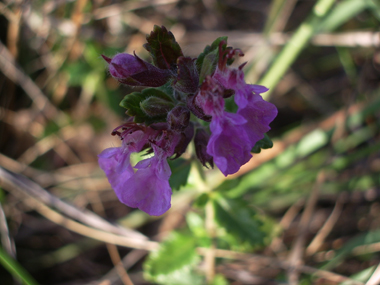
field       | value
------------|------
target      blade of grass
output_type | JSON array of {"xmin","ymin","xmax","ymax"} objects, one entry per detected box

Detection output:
[
  {"xmin": 258, "ymin": 0, "xmax": 336, "ymax": 97},
  {"xmin": 0, "ymin": 246, "xmax": 39, "ymax": 285}
]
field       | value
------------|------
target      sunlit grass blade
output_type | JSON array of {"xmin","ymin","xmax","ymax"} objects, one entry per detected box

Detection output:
[
  {"xmin": 259, "ymin": 0, "xmax": 336, "ymax": 96},
  {"xmin": 0, "ymin": 247, "xmax": 39, "ymax": 285}
]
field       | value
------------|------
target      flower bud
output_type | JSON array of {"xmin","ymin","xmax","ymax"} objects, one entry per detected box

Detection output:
[
  {"xmin": 140, "ymin": 97, "xmax": 175, "ymax": 117},
  {"xmin": 186, "ymin": 94, "xmax": 212, "ymax": 122},
  {"xmin": 194, "ymin": 128, "xmax": 213, "ymax": 168},
  {"xmin": 167, "ymin": 105, "xmax": 190, "ymax": 132},
  {"xmin": 173, "ymin": 123, "xmax": 194, "ymax": 159},
  {"xmin": 102, "ymin": 53, "xmax": 171, "ymax": 87}
]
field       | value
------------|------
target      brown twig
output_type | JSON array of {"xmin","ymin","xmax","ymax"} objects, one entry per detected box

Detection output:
[
  {"xmin": 0, "ymin": 167, "xmax": 146, "ymax": 240},
  {"xmin": 0, "ymin": 171, "xmax": 362, "ymax": 285},
  {"xmin": 89, "ymin": 191, "xmax": 134, "ymax": 285},
  {"xmin": 0, "ymin": 202, "xmax": 16, "ymax": 258},
  {"xmin": 106, "ymin": 244, "xmax": 134, "ymax": 285},
  {"xmin": 306, "ymin": 194, "xmax": 345, "ymax": 256},
  {"xmin": 196, "ymin": 248, "xmax": 364, "ymax": 285},
  {"xmin": 287, "ymin": 171, "xmax": 325, "ymax": 285},
  {"xmin": 270, "ymin": 198, "xmax": 305, "ymax": 254},
  {"xmin": 96, "ymin": 249, "xmax": 148, "ymax": 285}
]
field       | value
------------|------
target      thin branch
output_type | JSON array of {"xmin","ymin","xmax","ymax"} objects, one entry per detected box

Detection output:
[
  {"xmin": 196, "ymin": 248, "xmax": 364, "ymax": 285},
  {"xmin": 306, "ymin": 194, "xmax": 345, "ymax": 255},
  {"xmin": 0, "ymin": 203, "xmax": 16, "ymax": 258},
  {"xmin": 106, "ymin": 244, "xmax": 134, "ymax": 285},
  {"xmin": 287, "ymin": 171, "xmax": 324, "ymax": 285},
  {"xmin": 0, "ymin": 167, "xmax": 146, "ymax": 240}
]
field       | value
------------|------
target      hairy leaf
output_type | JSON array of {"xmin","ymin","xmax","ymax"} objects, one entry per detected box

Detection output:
[
  {"xmin": 213, "ymin": 197, "xmax": 265, "ymax": 245},
  {"xmin": 119, "ymin": 88, "xmax": 174, "ymax": 125},
  {"xmin": 144, "ymin": 232, "xmax": 201, "ymax": 285},
  {"xmin": 144, "ymin": 25, "xmax": 183, "ymax": 70}
]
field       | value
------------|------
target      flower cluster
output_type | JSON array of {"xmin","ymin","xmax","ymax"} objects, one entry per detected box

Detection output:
[{"xmin": 99, "ymin": 26, "xmax": 277, "ymax": 216}]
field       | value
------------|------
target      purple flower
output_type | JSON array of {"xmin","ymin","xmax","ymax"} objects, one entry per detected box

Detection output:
[
  {"xmin": 194, "ymin": 44, "xmax": 278, "ymax": 176},
  {"xmin": 102, "ymin": 53, "xmax": 171, "ymax": 87},
  {"xmin": 117, "ymin": 155, "xmax": 172, "ymax": 216},
  {"xmin": 207, "ymin": 113, "xmax": 252, "ymax": 176},
  {"xmin": 98, "ymin": 123, "xmax": 181, "ymax": 216},
  {"xmin": 195, "ymin": 77, "xmax": 253, "ymax": 176},
  {"xmin": 98, "ymin": 127, "xmax": 150, "ymax": 202}
]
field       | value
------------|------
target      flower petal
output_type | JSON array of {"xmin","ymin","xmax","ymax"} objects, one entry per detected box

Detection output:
[{"xmin": 238, "ymin": 94, "xmax": 278, "ymax": 146}]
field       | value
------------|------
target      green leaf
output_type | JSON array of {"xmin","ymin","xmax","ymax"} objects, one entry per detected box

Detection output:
[
  {"xmin": 144, "ymin": 232, "xmax": 201, "ymax": 285},
  {"xmin": 196, "ymin": 37, "xmax": 228, "ymax": 84},
  {"xmin": 213, "ymin": 197, "xmax": 265, "ymax": 246},
  {"xmin": 168, "ymin": 158, "xmax": 191, "ymax": 190},
  {"xmin": 211, "ymin": 274, "xmax": 229, "ymax": 285},
  {"xmin": 119, "ymin": 88, "xmax": 174, "ymax": 125},
  {"xmin": 193, "ymin": 193, "xmax": 209, "ymax": 208},
  {"xmin": 144, "ymin": 25, "xmax": 183, "ymax": 70},
  {"xmin": 251, "ymin": 133, "xmax": 274, "ymax": 153},
  {"xmin": 140, "ymin": 96, "xmax": 175, "ymax": 117}
]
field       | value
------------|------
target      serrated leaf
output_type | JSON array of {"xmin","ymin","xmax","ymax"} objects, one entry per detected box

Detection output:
[
  {"xmin": 168, "ymin": 158, "xmax": 191, "ymax": 190},
  {"xmin": 213, "ymin": 197, "xmax": 265, "ymax": 245},
  {"xmin": 251, "ymin": 133, "xmax": 274, "ymax": 153},
  {"xmin": 119, "ymin": 88, "xmax": 174, "ymax": 125},
  {"xmin": 173, "ymin": 57, "xmax": 199, "ymax": 94},
  {"xmin": 144, "ymin": 25, "xmax": 183, "ymax": 70},
  {"xmin": 144, "ymin": 232, "xmax": 201, "ymax": 285}
]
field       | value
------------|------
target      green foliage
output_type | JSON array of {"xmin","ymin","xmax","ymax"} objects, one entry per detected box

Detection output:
[
  {"xmin": 211, "ymin": 274, "xmax": 229, "ymax": 285},
  {"xmin": 119, "ymin": 88, "xmax": 174, "ymax": 124},
  {"xmin": 251, "ymin": 133, "xmax": 274, "ymax": 153},
  {"xmin": 186, "ymin": 212, "xmax": 212, "ymax": 247},
  {"xmin": 144, "ymin": 232, "xmax": 202, "ymax": 285},
  {"xmin": 168, "ymin": 158, "xmax": 191, "ymax": 190},
  {"xmin": 196, "ymin": 36, "xmax": 227, "ymax": 84},
  {"xmin": 144, "ymin": 25, "xmax": 183, "ymax": 70},
  {"xmin": 213, "ymin": 196, "xmax": 265, "ymax": 246}
]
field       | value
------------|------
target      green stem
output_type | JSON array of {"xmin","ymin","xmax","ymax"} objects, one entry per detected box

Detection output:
[
  {"xmin": 0, "ymin": 247, "xmax": 39, "ymax": 285},
  {"xmin": 258, "ymin": 0, "xmax": 336, "ymax": 97}
]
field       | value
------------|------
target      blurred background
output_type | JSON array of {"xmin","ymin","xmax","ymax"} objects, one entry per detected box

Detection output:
[{"xmin": 1, "ymin": 0, "xmax": 380, "ymax": 284}]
